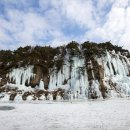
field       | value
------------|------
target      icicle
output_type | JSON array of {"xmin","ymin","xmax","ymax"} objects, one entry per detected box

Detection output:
[
  {"xmin": 106, "ymin": 51, "xmax": 114, "ymax": 76},
  {"xmin": 48, "ymin": 50, "xmax": 89, "ymax": 99},
  {"xmin": 39, "ymin": 79, "xmax": 44, "ymax": 89},
  {"xmin": 7, "ymin": 65, "xmax": 35, "ymax": 87}
]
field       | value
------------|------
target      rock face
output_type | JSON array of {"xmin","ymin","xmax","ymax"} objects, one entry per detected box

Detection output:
[{"xmin": 0, "ymin": 41, "xmax": 130, "ymax": 101}]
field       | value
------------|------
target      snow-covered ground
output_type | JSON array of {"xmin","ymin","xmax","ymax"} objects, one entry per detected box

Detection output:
[{"xmin": 0, "ymin": 99, "xmax": 130, "ymax": 130}]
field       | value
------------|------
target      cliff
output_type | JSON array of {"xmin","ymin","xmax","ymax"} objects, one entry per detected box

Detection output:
[{"xmin": 0, "ymin": 41, "xmax": 130, "ymax": 101}]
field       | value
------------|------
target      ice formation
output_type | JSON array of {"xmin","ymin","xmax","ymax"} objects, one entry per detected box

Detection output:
[
  {"xmin": 0, "ymin": 49, "xmax": 130, "ymax": 101},
  {"xmin": 48, "ymin": 50, "xmax": 130, "ymax": 99},
  {"xmin": 48, "ymin": 54, "xmax": 89, "ymax": 99},
  {"xmin": 100, "ymin": 51, "xmax": 130, "ymax": 97},
  {"xmin": 7, "ymin": 66, "xmax": 35, "ymax": 87},
  {"xmin": 6, "ymin": 66, "xmax": 35, "ymax": 90},
  {"xmin": 39, "ymin": 80, "xmax": 44, "ymax": 89}
]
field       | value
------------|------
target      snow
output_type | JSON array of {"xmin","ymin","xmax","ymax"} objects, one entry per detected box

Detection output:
[
  {"xmin": 5, "ymin": 83, "xmax": 35, "ymax": 92},
  {"xmin": 27, "ymin": 95, "xmax": 34, "ymax": 101},
  {"xmin": 0, "ymin": 93, "xmax": 10, "ymax": 102},
  {"xmin": 47, "ymin": 94, "xmax": 53, "ymax": 100},
  {"xmin": 38, "ymin": 95, "xmax": 46, "ymax": 100},
  {"xmin": 0, "ymin": 99, "xmax": 130, "ymax": 130},
  {"xmin": 15, "ymin": 94, "xmax": 23, "ymax": 102}
]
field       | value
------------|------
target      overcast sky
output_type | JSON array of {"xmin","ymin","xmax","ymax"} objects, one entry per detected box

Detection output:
[{"xmin": 0, "ymin": 0, "xmax": 130, "ymax": 50}]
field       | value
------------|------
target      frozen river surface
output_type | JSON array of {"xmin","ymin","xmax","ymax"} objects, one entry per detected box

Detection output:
[{"xmin": 0, "ymin": 99, "xmax": 130, "ymax": 130}]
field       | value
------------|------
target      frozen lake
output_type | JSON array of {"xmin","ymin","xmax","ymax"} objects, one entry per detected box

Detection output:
[{"xmin": 0, "ymin": 99, "xmax": 130, "ymax": 130}]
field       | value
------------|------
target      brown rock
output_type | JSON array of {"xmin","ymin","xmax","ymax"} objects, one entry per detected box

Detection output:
[{"xmin": 9, "ymin": 91, "xmax": 17, "ymax": 101}]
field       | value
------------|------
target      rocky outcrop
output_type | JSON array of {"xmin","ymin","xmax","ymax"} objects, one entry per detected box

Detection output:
[{"xmin": 29, "ymin": 65, "xmax": 43, "ymax": 87}]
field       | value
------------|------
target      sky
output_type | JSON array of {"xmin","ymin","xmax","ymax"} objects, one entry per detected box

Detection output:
[{"xmin": 0, "ymin": 0, "xmax": 130, "ymax": 50}]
